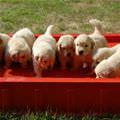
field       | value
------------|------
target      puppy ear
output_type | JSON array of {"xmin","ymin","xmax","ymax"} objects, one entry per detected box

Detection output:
[
  {"xmin": 89, "ymin": 37, "xmax": 95, "ymax": 50},
  {"xmin": 57, "ymin": 42, "xmax": 62, "ymax": 51}
]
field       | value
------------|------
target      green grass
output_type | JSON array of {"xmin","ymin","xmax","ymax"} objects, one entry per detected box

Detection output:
[
  {"xmin": 0, "ymin": 111, "xmax": 120, "ymax": 120},
  {"xmin": 0, "ymin": 0, "xmax": 120, "ymax": 34}
]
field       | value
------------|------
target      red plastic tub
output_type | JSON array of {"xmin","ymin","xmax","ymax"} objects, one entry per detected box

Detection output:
[{"xmin": 0, "ymin": 34, "xmax": 120, "ymax": 114}]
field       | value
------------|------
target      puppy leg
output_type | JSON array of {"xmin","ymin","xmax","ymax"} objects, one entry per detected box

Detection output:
[
  {"xmin": 49, "ymin": 58, "xmax": 55, "ymax": 70},
  {"xmin": 83, "ymin": 63, "xmax": 88, "ymax": 68},
  {"xmin": 96, "ymin": 76, "xmax": 100, "ymax": 78},
  {"xmin": 5, "ymin": 54, "xmax": 12, "ymax": 68}
]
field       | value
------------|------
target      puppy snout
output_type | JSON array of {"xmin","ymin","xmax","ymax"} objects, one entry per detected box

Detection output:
[
  {"xmin": 12, "ymin": 54, "xmax": 17, "ymax": 59},
  {"xmin": 67, "ymin": 52, "xmax": 71, "ymax": 57},
  {"xmin": 79, "ymin": 50, "xmax": 84, "ymax": 55}
]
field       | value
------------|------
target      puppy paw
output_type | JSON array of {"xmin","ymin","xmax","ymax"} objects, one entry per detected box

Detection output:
[
  {"xmin": 36, "ymin": 74, "xmax": 42, "ymax": 77},
  {"xmin": 83, "ymin": 63, "xmax": 88, "ymax": 69}
]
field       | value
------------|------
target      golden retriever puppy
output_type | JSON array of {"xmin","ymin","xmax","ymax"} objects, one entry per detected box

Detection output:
[
  {"xmin": 74, "ymin": 34, "xmax": 94, "ymax": 69},
  {"xmin": 57, "ymin": 35, "xmax": 75, "ymax": 70},
  {"xmin": 5, "ymin": 28, "xmax": 35, "ymax": 68},
  {"xmin": 95, "ymin": 51, "xmax": 120, "ymax": 78},
  {"xmin": 32, "ymin": 25, "xmax": 56, "ymax": 77},
  {"xmin": 89, "ymin": 19, "xmax": 108, "ymax": 52},
  {"xmin": 12, "ymin": 28, "xmax": 35, "ymax": 48},
  {"xmin": 5, "ymin": 37, "xmax": 31, "ymax": 68},
  {"xmin": 0, "ymin": 33, "xmax": 10, "ymax": 62},
  {"xmin": 92, "ymin": 44, "xmax": 120, "ymax": 68}
]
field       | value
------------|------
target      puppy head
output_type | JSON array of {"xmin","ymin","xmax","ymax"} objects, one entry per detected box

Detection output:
[
  {"xmin": 10, "ymin": 50, "xmax": 30, "ymax": 63},
  {"xmin": 57, "ymin": 35, "xmax": 75, "ymax": 57},
  {"xmin": 35, "ymin": 55, "xmax": 51, "ymax": 70},
  {"xmin": 74, "ymin": 34, "xmax": 94, "ymax": 56},
  {"xmin": 95, "ymin": 60, "xmax": 114, "ymax": 78},
  {"xmin": 10, "ymin": 50, "xmax": 19, "ymax": 62},
  {"xmin": 18, "ymin": 52, "xmax": 30, "ymax": 63},
  {"xmin": 92, "ymin": 48, "xmax": 110, "ymax": 69}
]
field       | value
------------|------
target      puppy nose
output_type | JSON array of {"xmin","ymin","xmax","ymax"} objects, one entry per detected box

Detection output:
[
  {"xmin": 67, "ymin": 52, "xmax": 71, "ymax": 57},
  {"xmin": 79, "ymin": 50, "xmax": 84, "ymax": 55},
  {"xmin": 12, "ymin": 54, "xmax": 17, "ymax": 59}
]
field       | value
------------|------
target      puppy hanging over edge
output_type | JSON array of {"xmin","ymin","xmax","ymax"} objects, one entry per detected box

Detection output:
[
  {"xmin": 5, "ymin": 28, "xmax": 35, "ymax": 68},
  {"xmin": 32, "ymin": 25, "xmax": 56, "ymax": 77}
]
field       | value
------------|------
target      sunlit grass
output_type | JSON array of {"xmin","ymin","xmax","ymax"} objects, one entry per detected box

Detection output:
[{"xmin": 0, "ymin": 0, "xmax": 119, "ymax": 34}]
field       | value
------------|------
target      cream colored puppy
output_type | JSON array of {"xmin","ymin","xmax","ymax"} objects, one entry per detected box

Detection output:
[
  {"xmin": 0, "ymin": 33, "xmax": 10, "ymax": 62},
  {"xmin": 92, "ymin": 44, "xmax": 120, "ymax": 68},
  {"xmin": 74, "ymin": 34, "xmax": 94, "ymax": 69},
  {"xmin": 12, "ymin": 28, "xmax": 35, "ymax": 48},
  {"xmin": 32, "ymin": 25, "xmax": 56, "ymax": 77},
  {"xmin": 57, "ymin": 35, "xmax": 75, "ymax": 70},
  {"xmin": 5, "ymin": 28, "xmax": 35, "ymax": 68},
  {"xmin": 5, "ymin": 37, "xmax": 31, "ymax": 68},
  {"xmin": 95, "ymin": 51, "xmax": 120, "ymax": 78},
  {"xmin": 89, "ymin": 19, "xmax": 108, "ymax": 52}
]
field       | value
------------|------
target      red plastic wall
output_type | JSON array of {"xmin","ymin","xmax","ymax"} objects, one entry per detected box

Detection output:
[{"xmin": 0, "ymin": 34, "xmax": 120, "ymax": 114}]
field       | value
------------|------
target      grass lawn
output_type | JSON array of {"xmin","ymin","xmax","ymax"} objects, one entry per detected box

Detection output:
[
  {"xmin": 0, "ymin": 111, "xmax": 120, "ymax": 120},
  {"xmin": 0, "ymin": 0, "xmax": 120, "ymax": 34}
]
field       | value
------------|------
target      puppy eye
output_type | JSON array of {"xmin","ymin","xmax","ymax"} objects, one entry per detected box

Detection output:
[
  {"xmin": 62, "ymin": 47, "xmax": 65, "ymax": 50},
  {"xmin": 85, "ymin": 44, "xmax": 88, "ymax": 47},
  {"xmin": 20, "ymin": 55, "xmax": 25, "ymax": 58},
  {"xmin": 35, "ymin": 56, "xmax": 39, "ymax": 61},
  {"xmin": 96, "ymin": 61, "xmax": 100, "ymax": 64},
  {"xmin": 44, "ymin": 60, "xmax": 47, "ymax": 64}
]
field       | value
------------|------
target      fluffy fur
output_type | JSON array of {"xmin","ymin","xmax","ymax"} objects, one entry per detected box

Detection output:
[
  {"xmin": 57, "ymin": 35, "xmax": 75, "ymax": 70},
  {"xmin": 12, "ymin": 28, "xmax": 35, "ymax": 48},
  {"xmin": 92, "ymin": 44, "xmax": 120, "ymax": 68},
  {"xmin": 0, "ymin": 33, "xmax": 10, "ymax": 62},
  {"xmin": 5, "ymin": 28, "xmax": 35, "ymax": 68},
  {"xmin": 89, "ymin": 19, "xmax": 108, "ymax": 52},
  {"xmin": 74, "ymin": 34, "xmax": 94, "ymax": 69},
  {"xmin": 5, "ymin": 37, "xmax": 31, "ymax": 68},
  {"xmin": 73, "ymin": 19, "xmax": 108, "ymax": 70},
  {"xmin": 95, "ymin": 51, "xmax": 120, "ymax": 78},
  {"xmin": 32, "ymin": 25, "xmax": 56, "ymax": 77}
]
